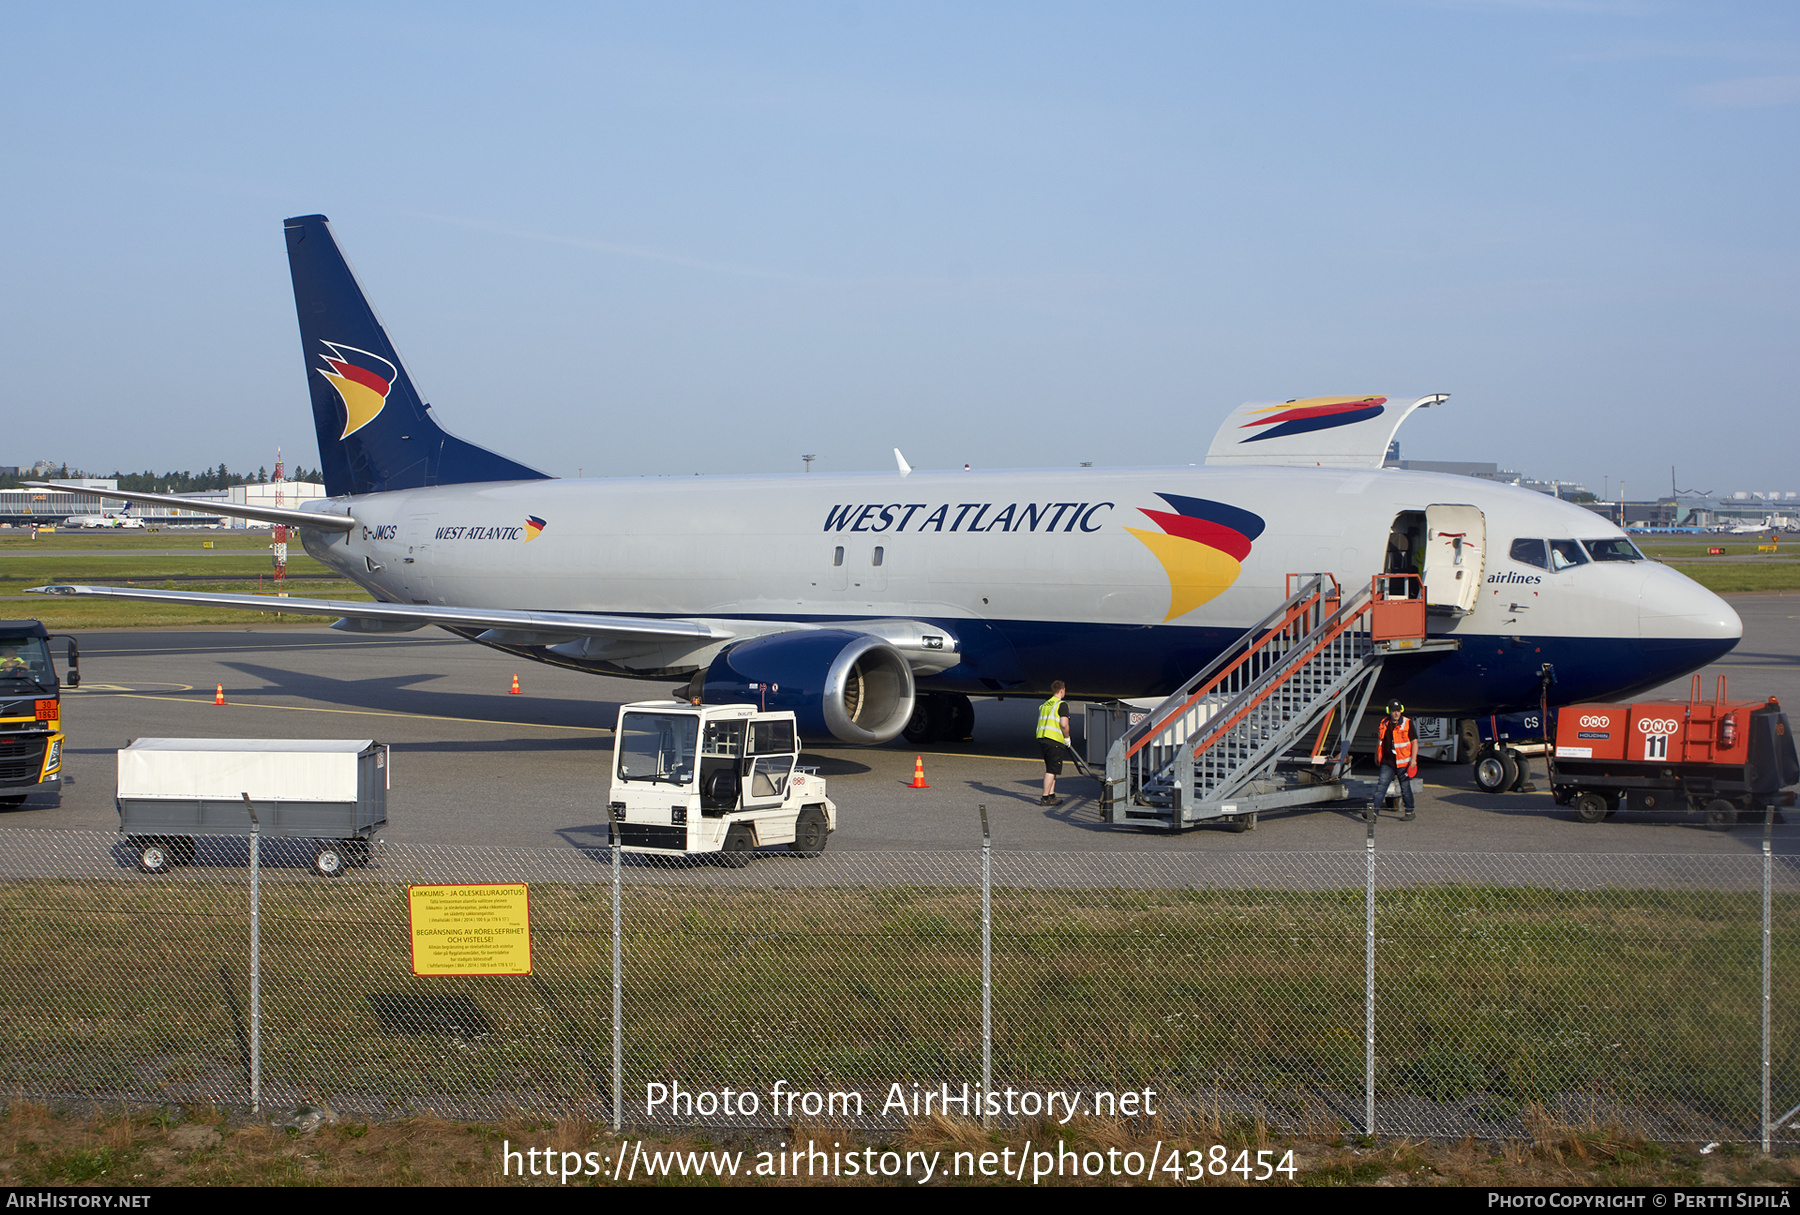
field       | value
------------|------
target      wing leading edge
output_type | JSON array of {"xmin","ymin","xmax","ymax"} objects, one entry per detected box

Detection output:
[
  {"xmin": 24, "ymin": 482, "xmax": 357, "ymax": 532},
  {"xmin": 26, "ymin": 583, "xmax": 726, "ymax": 644}
]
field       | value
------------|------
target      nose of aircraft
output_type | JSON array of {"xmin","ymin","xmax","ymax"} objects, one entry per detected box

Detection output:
[{"xmin": 1637, "ymin": 563, "xmax": 1741, "ymax": 680}]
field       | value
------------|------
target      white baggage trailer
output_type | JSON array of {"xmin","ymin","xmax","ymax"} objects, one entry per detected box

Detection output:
[{"xmin": 116, "ymin": 738, "xmax": 389, "ymax": 876}]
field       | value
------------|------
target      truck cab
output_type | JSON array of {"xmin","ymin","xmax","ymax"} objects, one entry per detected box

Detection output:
[
  {"xmin": 0, "ymin": 620, "xmax": 79, "ymax": 808},
  {"xmin": 607, "ymin": 701, "xmax": 835, "ymax": 866}
]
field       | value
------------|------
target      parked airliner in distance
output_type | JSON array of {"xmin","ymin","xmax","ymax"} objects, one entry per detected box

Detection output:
[
  {"xmin": 29, "ymin": 215, "xmax": 1742, "ymax": 744},
  {"xmin": 65, "ymin": 514, "xmax": 144, "ymax": 529}
]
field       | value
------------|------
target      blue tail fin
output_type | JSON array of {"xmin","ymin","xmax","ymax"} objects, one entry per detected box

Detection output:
[{"xmin": 284, "ymin": 214, "xmax": 550, "ymax": 497}]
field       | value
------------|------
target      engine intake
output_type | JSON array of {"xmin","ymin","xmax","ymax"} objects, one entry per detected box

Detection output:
[{"xmin": 702, "ymin": 630, "xmax": 915, "ymax": 745}]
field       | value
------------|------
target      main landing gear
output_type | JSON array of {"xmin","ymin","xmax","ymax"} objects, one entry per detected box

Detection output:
[{"xmin": 902, "ymin": 692, "xmax": 975, "ymax": 745}]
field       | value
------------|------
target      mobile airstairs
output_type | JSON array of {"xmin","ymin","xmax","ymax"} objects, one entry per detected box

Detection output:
[{"xmin": 1101, "ymin": 574, "xmax": 1459, "ymax": 831}]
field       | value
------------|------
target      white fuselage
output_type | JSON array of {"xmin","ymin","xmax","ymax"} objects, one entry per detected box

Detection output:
[{"xmin": 299, "ymin": 463, "xmax": 1739, "ymax": 713}]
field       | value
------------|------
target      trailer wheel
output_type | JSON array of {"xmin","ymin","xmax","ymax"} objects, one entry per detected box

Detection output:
[
  {"xmin": 313, "ymin": 844, "xmax": 347, "ymax": 877},
  {"xmin": 1220, "ymin": 814, "xmax": 1250, "ymax": 833},
  {"xmin": 1473, "ymin": 746, "xmax": 1517, "ymax": 794},
  {"xmin": 1572, "ymin": 793, "xmax": 1608, "ymax": 824},
  {"xmin": 715, "ymin": 825, "xmax": 754, "ymax": 868},
  {"xmin": 790, "ymin": 808, "xmax": 828, "ymax": 857},
  {"xmin": 137, "ymin": 839, "xmax": 170, "ymax": 874},
  {"xmin": 1704, "ymin": 799, "xmax": 1739, "ymax": 831}
]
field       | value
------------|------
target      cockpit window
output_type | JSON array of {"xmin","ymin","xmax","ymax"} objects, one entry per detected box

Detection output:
[
  {"xmin": 1509, "ymin": 539, "xmax": 1549, "ymax": 570},
  {"xmin": 0, "ymin": 636, "xmax": 54, "ymax": 688},
  {"xmin": 1582, "ymin": 538, "xmax": 1643, "ymax": 562},
  {"xmin": 1548, "ymin": 540, "xmax": 1589, "ymax": 570}
]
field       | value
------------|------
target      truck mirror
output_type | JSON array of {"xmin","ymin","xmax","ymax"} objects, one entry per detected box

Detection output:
[{"xmin": 55, "ymin": 635, "xmax": 79, "ymax": 688}]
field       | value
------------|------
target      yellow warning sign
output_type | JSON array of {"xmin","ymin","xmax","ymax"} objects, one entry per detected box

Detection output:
[{"xmin": 408, "ymin": 883, "xmax": 532, "ymax": 976}]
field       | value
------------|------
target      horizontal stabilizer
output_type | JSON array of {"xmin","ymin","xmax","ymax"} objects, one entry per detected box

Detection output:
[
  {"xmin": 1204, "ymin": 394, "xmax": 1447, "ymax": 469},
  {"xmin": 25, "ymin": 584, "xmax": 728, "ymax": 643},
  {"xmin": 25, "ymin": 482, "xmax": 356, "ymax": 532}
]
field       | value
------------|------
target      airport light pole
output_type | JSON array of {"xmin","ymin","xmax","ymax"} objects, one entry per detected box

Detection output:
[{"xmin": 802, "ymin": 454, "xmax": 815, "ymax": 474}]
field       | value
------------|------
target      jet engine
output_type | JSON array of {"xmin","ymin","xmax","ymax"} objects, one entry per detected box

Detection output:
[{"xmin": 700, "ymin": 630, "xmax": 915, "ymax": 745}]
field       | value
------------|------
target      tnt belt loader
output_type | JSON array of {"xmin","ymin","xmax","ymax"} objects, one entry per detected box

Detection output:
[
  {"xmin": 1551, "ymin": 676, "xmax": 1798, "ymax": 827},
  {"xmin": 607, "ymin": 702, "xmax": 835, "ymax": 866}
]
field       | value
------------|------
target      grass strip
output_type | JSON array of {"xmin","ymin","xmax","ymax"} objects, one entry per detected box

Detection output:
[{"xmin": 1, "ymin": 878, "xmax": 1792, "ymax": 1132}]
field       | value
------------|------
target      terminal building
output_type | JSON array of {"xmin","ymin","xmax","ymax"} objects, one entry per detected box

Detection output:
[{"xmin": 0, "ymin": 480, "xmax": 324, "ymax": 529}]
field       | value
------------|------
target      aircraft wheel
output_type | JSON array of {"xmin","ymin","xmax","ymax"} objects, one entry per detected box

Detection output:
[
  {"xmin": 136, "ymin": 839, "xmax": 170, "ymax": 874},
  {"xmin": 716, "ymin": 825, "xmax": 754, "ymax": 868},
  {"xmin": 1505, "ymin": 748, "xmax": 1533, "ymax": 791},
  {"xmin": 947, "ymin": 694, "xmax": 976, "ymax": 742},
  {"xmin": 902, "ymin": 695, "xmax": 949, "ymax": 745},
  {"xmin": 1572, "ymin": 793, "xmax": 1608, "ymax": 824},
  {"xmin": 1473, "ymin": 746, "xmax": 1517, "ymax": 794},
  {"xmin": 1704, "ymin": 799, "xmax": 1739, "ymax": 831},
  {"xmin": 789, "ymin": 808, "xmax": 828, "ymax": 858},
  {"xmin": 313, "ymin": 843, "xmax": 346, "ymax": 877}
]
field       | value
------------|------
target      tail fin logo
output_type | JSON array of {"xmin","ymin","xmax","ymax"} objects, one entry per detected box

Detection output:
[
  {"xmin": 1237, "ymin": 395, "xmax": 1386, "ymax": 444},
  {"xmin": 524, "ymin": 516, "xmax": 546, "ymax": 541},
  {"xmin": 1125, "ymin": 493, "xmax": 1266, "ymax": 621},
  {"xmin": 315, "ymin": 341, "xmax": 397, "ymax": 440}
]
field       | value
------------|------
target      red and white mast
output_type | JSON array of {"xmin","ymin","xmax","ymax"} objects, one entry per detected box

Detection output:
[{"xmin": 272, "ymin": 448, "xmax": 287, "ymax": 594}]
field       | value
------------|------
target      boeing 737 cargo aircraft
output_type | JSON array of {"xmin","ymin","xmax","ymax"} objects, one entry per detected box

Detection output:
[{"xmin": 30, "ymin": 215, "xmax": 1741, "ymax": 744}]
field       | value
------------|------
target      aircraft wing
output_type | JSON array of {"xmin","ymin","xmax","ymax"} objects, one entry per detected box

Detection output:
[
  {"xmin": 25, "ymin": 583, "xmax": 728, "ymax": 643},
  {"xmin": 24, "ymin": 482, "xmax": 357, "ymax": 531},
  {"xmin": 1204, "ymin": 394, "xmax": 1447, "ymax": 469}
]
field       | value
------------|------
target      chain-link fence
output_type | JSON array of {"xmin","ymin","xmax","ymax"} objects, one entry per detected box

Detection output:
[{"xmin": 1, "ymin": 825, "xmax": 1795, "ymax": 1142}]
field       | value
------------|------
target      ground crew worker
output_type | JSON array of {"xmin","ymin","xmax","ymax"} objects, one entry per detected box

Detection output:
[
  {"xmin": 1369, "ymin": 699, "xmax": 1418, "ymax": 821},
  {"xmin": 1036, "ymin": 681, "xmax": 1072, "ymax": 807}
]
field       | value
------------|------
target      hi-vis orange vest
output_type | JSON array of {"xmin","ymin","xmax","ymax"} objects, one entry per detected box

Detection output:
[{"xmin": 1377, "ymin": 716, "xmax": 1417, "ymax": 773}]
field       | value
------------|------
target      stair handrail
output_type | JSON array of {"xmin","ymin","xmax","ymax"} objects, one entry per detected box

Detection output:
[
  {"xmin": 1117, "ymin": 573, "xmax": 1339, "ymax": 764},
  {"xmin": 1175, "ymin": 580, "xmax": 1377, "ymax": 767}
]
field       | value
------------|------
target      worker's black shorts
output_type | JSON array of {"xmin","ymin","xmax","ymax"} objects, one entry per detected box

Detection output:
[{"xmin": 1038, "ymin": 738, "xmax": 1066, "ymax": 774}]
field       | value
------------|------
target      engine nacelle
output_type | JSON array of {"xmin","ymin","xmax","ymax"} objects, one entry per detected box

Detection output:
[{"xmin": 702, "ymin": 630, "xmax": 915, "ymax": 745}]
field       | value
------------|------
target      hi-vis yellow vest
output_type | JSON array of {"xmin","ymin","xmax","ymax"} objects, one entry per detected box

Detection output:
[{"xmin": 1036, "ymin": 696, "xmax": 1067, "ymax": 744}]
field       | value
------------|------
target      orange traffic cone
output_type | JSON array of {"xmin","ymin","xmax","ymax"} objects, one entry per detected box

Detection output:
[
  {"xmin": 509, "ymin": 674, "xmax": 521, "ymax": 695},
  {"xmin": 213, "ymin": 684, "xmax": 225, "ymax": 705},
  {"xmin": 908, "ymin": 755, "xmax": 930, "ymax": 789}
]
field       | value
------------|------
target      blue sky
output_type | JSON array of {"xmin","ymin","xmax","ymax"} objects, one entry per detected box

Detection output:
[{"xmin": 2, "ymin": 1, "xmax": 1795, "ymax": 498}]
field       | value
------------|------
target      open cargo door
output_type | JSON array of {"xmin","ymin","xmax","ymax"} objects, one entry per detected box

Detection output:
[{"xmin": 1422, "ymin": 504, "xmax": 1485, "ymax": 615}]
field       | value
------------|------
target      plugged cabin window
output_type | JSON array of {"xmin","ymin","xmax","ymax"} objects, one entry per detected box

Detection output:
[
  {"xmin": 833, "ymin": 546, "xmax": 845, "ymax": 567},
  {"xmin": 1582, "ymin": 538, "xmax": 1644, "ymax": 562},
  {"xmin": 872, "ymin": 546, "xmax": 884, "ymax": 566},
  {"xmin": 1548, "ymin": 539, "xmax": 1589, "ymax": 570},
  {"xmin": 1509, "ymin": 539, "xmax": 1549, "ymax": 570}
]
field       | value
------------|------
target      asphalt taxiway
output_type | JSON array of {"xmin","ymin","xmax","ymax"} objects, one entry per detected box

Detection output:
[{"xmin": 5, "ymin": 593, "xmax": 1795, "ymax": 857}]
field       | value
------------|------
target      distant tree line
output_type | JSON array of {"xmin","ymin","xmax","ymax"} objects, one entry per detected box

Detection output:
[{"xmin": 105, "ymin": 465, "xmax": 326, "ymax": 492}]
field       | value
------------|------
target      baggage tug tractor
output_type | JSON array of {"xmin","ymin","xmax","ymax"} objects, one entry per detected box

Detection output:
[
  {"xmin": 1552, "ymin": 677, "xmax": 1799, "ymax": 827},
  {"xmin": 607, "ymin": 702, "xmax": 835, "ymax": 866}
]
